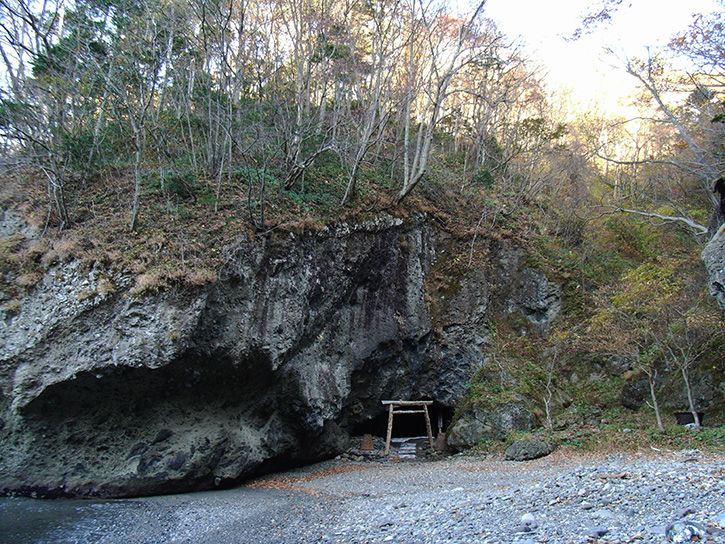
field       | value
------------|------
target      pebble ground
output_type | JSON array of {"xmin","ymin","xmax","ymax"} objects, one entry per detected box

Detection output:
[{"xmin": 1, "ymin": 448, "xmax": 723, "ymax": 544}]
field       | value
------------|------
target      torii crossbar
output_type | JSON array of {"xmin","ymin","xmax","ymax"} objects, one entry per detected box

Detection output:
[{"xmin": 382, "ymin": 400, "xmax": 434, "ymax": 455}]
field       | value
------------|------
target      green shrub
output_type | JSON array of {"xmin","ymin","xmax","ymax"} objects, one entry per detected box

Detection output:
[
  {"xmin": 144, "ymin": 168, "xmax": 200, "ymax": 200},
  {"xmin": 471, "ymin": 168, "xmax": 495, "ymax": 188}
]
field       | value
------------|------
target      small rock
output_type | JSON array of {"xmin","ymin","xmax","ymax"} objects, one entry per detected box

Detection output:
[
  {"xmin": 714, "ymin": 511, "xmax": 725, "ymax": 527},
  {"xmin": 520, "ymin": 513, "xmax": 537, "ymax": 527},
  {"xmin": 665, "ymin": 520, "xmax": 706, "ymax": 543},
  {"xmin": 581, "ymin": 501, "xmax": 594, "ymax": 510},
  {"xmin": 588, "ymin": 527, "xmax": 609, "ymax": 537},
  {"xmin": 153, "ymin": 429, "xmax": 173, "ymax": 443},
  {"xmin": 593, "ymin": 508, "xmax": 617, "ymax": 520},
  {"xmin": 504, "ymin": 439, "xmax": 557, "ymax": 461},
  {"xmin": 677, "ymin": 507, "xmax": 695, "ymax": 519}
]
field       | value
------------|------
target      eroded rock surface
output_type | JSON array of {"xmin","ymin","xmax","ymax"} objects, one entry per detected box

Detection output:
[
  {"xmin": 506, "ymin": 268, "xmax": 561, "ymax": 334},
  {"xmin": 0, "ymin": 215, "xmax": 559, "ymax": 497},
  {"xmin": 446, "ymin": 402, "xmax": 536, "ymax": 450},
  {"xmin": 702, "ymin": 227, "xmax": 725, "ymax": 314},
  {"xmin": 504, "ymin": 439, "xmax": 557, "ymax": 461}
]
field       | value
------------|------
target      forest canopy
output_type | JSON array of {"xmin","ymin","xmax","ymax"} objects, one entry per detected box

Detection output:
[{"xmin": 0, "ymin": 0, "xmax": 577, "ymax": 230}]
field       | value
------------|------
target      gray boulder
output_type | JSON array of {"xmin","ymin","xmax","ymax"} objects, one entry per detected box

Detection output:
[
  {"xmin": 504, "ymin": 439, "xmax": 557, "ymax": 461},
  {"xmin": 663, "ymin": 370, "xmax": 720, "ymax": 411},
  {"xmin": 487, "ymin": 402, "xmax": 537, "ymax": 439},
  {"xmin": 446, "ymin": 412, "xmax": 490, "ymax": 450},
  {"xmin": 621, "ymin": 376, "xmax": 649, "ymax": 410},
  {"xmin": 447, "ymin": 402, "xmax": 536, "ymax": 450}
]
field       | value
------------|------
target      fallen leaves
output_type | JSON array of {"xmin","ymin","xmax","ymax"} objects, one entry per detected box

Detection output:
[{"xmin": 245, "ymin": 463, "xmax": 372, "ymax": 496}]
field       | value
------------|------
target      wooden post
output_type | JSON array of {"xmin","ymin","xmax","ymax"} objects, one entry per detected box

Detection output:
[
  {"xmin": 423, "ymin": 404, "xmax": 434, "ymax": 449},
  {"xmin": 385, "ymin": 403, "xmax": 394, "ymax": 455}
]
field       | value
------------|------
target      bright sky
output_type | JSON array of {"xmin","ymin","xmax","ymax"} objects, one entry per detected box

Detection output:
[{"xmin": 458, "ymin": 0, "xmax": 722, "ymax": 116}]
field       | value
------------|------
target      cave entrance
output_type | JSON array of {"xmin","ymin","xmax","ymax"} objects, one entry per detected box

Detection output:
[{"xmin": 352, "ymin": 400, "xmax": 454, "ymax": 439}]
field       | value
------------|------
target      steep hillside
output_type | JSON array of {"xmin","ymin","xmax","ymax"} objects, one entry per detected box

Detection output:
[{"xmin": 1, "ymin": 165, "xmax": 723, "ymax": 497}]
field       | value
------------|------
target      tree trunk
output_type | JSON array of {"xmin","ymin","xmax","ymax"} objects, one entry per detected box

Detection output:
[
  {"xmin": 681, "ymin": 365, "xmax": 701, "ymax": 428},
  {"xmin": 129, "ymin": 129, "xmax": 144, "ymax": 232},
  {"xmin": 648, "ymin": 370, "xmax": 665, "ymax": 432}
]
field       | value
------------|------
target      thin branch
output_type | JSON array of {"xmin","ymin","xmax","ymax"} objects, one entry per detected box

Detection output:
[
  {"xmin": 610, "ymin": 206, "xmax": 708, "ymax": 234},
  {"xmin": 594, "ymin": 150, "xmax": 688, "ymax": 170}
]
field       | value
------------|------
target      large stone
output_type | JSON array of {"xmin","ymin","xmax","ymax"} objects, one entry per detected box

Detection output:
[
  {"xmin": 446, "ymin": 402, "xmax": 536, "ymax": 451},
  {"xmin": 663, "ymin": 370, "xmax": 721, "ymax": 411},
  {"xmin": 621, "ymin": 376, "xmax": 649, "ymax": 410},
  {"xmin": 504, "ymin": 439, "xmax": 557, "ymax": 461},
  {"xmin": 487, "ymin": 402, "xmax": 537, "ymax": 439},
  {"xmin": 446, "ymin": 412, "xmax": 491, "ymax": 450},
  {"xmin": 0, "ymin": 208, "xmax": 38, "ymax": 239}
]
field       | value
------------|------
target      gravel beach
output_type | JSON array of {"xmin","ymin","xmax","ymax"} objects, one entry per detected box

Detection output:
[{"xmin": 2, "ymin": 448, "xmax": 724, "ymax": 544}]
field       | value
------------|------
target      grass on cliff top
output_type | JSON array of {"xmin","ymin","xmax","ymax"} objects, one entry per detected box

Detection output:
[
  {"xmin": 0, "ymin": 152, "xmax": 503, "ymax": 302},
  {"xmin": 1, "ymin": 142, "xmax": 703, "ymax": 310}
]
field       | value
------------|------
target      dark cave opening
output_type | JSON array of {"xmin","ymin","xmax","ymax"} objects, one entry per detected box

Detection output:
[
  {"xmin": 21, "ymin": 348, "xmax": 278, "ymax": 416},
  {"xmin": 352, "ymin": 401, "xmax": 454, "ymax": 438}
]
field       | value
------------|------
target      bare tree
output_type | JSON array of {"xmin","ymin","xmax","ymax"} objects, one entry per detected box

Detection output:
[
  {"xmin": 660, "ymin": 302, "xmax": 724, "ymax": 428},
  {"xmin": 395, "ymin": 0, "xmax": 487, "ymax": 204},
  {"xmin": 341, "ymin": 0, "xmax": 403, "ymax": 205},
  {"xmin": 0, "ymin": 0, "xmax": 74, "ymax": 228},
  {"xmin": 595, "ymin": 9, "xmax": 724, "ymax": 240}
]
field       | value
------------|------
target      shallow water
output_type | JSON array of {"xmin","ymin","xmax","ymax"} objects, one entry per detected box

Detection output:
[
  {"xmin": 0, "ymin": 496, "xmax": 133, "ymax": 543},
  {"xmin": 0, "ymin": 482, "xmax": 331, "ymax": 544}
]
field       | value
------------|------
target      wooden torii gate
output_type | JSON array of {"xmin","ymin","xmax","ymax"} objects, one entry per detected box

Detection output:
[{"xmin": 382, "ymin": 400, "xmax": 434, "ymax": 455}]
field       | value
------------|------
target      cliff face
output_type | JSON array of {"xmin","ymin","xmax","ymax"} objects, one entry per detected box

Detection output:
[
  {"xmin": 702, "ymin": 226, "xmax": 725, "ymax": 315},
  {"xmin": 0, "ymin": 215, "xmax": 560, "ymax": 498}
]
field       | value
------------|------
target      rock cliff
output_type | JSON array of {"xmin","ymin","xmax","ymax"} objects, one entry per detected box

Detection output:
[
  {"xmin": 0, "ymin": 214, "xmax": 561, "ymax": 498},
  {"xmin": 702, "ymin": 225, "xmax": 725, "ymax": 315}
]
